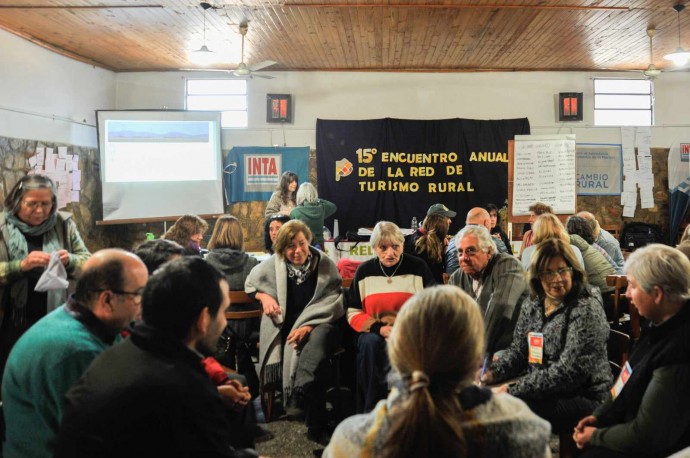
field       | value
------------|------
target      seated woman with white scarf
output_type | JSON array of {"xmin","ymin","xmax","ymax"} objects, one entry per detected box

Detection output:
[{"xmin": 245, "ymin": 220, "xmax": 344, "ymax": 445}]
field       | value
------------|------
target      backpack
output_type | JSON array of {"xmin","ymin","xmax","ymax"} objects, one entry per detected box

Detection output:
[{"xmin": 620, "ymin": 222, "xmax": 665, "ymax": 249}]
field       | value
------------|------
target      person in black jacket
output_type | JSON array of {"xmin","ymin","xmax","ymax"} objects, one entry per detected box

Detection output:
[
  {"xmin": 55, "ymin": 257, "xmax": 257, "ymax": 458},
  {"xmin": 574, "ymin": 244, "xmax": 690, "ymax": 458}
]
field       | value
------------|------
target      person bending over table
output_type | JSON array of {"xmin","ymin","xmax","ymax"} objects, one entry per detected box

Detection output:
[
  {"xmin": 245, "ymin": 220, "xmax": 343, "ymax": 445},
  {"xmin": 347, "ymin": 221, "xmax": 435, "ymax": 413},
  {"xmin": 325, "ymin": 286, "xmax": 551, "ymax": 458},
  {"xmin": 573, "ymin": 244, "xmax": 690, "ymax": 458},
  {"xmin": 483, "ymin": 238, "xmax": 611, "ymax": 434}
]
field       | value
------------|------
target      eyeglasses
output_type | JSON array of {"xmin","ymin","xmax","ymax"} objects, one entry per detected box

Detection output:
[
  {"xmin": 22, "ymin": 201, "xmax": 53, "ymax": 210},
  {"xmin": 457, "ymin": 246, "xmax": 481, "ymax": 258},
  {"xmin": 540, "ymin": 267, "xmax": 573, "ymax": 281},
  {"xmin": 95, "ymin": 289, "xmax": 144, "ymax": 304}
]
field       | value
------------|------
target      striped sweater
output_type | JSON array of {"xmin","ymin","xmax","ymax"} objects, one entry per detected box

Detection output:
[{"xmin": 346, "ymin": 254, "xmax": 435, "ymax": 333}]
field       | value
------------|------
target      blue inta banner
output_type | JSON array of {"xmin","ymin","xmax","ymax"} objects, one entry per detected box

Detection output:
[
  {"xmin": 316, "ymin": 118, "xmax": 530, "ymax": 235},
  {"xmin": 224, "ymin": 146, "xmax": 310, "ymax": 203}
]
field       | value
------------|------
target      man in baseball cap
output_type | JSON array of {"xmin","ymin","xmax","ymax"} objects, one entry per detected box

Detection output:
[{"xmin": 426, "ymin": 203, "xmax": 457, "ymax": 219}]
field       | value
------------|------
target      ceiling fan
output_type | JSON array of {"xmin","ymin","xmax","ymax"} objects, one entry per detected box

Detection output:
[
  {"xmin": 643, "ymin": 28, "xmax": 662, "ymax": 79},
  {"xmin": 183, "ymin": 22, "xmax": 277, "ymax": 78},
  {"xmin": 231, "ymin": 23, "xmax": 277, "ymax": 78}
]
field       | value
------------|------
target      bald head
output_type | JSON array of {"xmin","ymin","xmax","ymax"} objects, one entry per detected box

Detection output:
[
  {"xmin": 576, "ymin": 211, "xmax": 595, "ymax": 222},
  {"xmin": 576, "ymin": 211, "xmax": 600, "ymax": 238},
  {"xmin": 466, "ymin": 207, "xmax": 491, "ymax": 230},
  {"xmin": 75, "ymin": 249, "xmax": 148, "ymax": 308}
]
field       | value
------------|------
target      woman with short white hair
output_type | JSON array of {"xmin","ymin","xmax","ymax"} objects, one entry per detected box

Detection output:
[
  {"xmin": 289, "ymin": 182, "xmax": 337, "ymax": 249},
  {"xmin": 347, "ymin": 221, "xmax": 435, "ymax": 412},
  {"xmin": 574, "ymin": 244, "xmax": 690, "ymax": 457}
]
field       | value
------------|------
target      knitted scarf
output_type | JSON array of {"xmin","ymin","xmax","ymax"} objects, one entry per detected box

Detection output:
[{"xmin": 6, "ymin": 212, "xmax": 62, "ymax": 326}]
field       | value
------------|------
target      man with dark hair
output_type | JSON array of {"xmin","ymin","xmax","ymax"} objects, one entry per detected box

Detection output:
[
  {"xmin": 2, "ymin": 249, "xmax": 148, "ymax": 458},
  {"xmin": 55, "ymin": 257, "xmax": 257, "ymax": 458},
  {"xmin": 133, "ymin": 238, "xmax": 184, "ymax": 274},
  {"xmin": 134, "ymin": 237, "xmax": 258, "ymax": 448}
]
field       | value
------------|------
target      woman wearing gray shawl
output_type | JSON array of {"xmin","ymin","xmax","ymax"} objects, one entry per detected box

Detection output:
[
  {"xmin": 0, "ymin": 174, "xmax": 90, "ymax": 378},
  {"xmin": 245, "ymin": 220, "xmax": 343, "ymax": 445}
]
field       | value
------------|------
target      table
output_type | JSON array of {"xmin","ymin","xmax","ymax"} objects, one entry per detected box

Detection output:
[{"xmin": 323, "ymin": 240, "xmax": 376, "ymax": 263}]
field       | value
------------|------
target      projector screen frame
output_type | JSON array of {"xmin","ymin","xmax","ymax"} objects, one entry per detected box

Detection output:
[{"xmin": 96, "ymin": 109, "xmax": 226, "ymax": 225}]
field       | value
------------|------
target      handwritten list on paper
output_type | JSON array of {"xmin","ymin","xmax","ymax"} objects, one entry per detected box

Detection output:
[
  {"xmin": 513, "ymin": 135, "xmax": 577, "ymax": 216},
  {"xmin": 620, "ymin": 127, "xmax": 656, "ymax": 216}
]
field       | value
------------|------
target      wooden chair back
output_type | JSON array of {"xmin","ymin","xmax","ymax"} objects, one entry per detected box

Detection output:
[{"xmin": 225, "ymin": 291, "xmax": 262, "ymax": 320}]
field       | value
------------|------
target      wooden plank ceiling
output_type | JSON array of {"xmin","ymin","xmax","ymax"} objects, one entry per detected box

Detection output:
[{"xmin": 0, "ymin": 0, "xmax": 689, "ymax": 75}]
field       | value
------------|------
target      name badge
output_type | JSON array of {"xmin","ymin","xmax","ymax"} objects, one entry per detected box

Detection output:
[
  {"xmin": 610, "ymin": 361, "xmax": 633, "ymax": 400},
  {"xmin": 528, "ymin": 332, "xmax": 544, "ymax": 364}
]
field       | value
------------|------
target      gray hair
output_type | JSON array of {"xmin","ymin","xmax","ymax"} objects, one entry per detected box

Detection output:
[
  {"xmin": 296, "ymin": 182, "xmax": 318, "ymax": 205},
  {"xmin": 3, "ymin": 174, "xmax": 58, "ymax": 216},
  {"xmin": 456, "ymin": 225, "xmax": 496, "ymax": 254},
  {"xmin": 625, "ymin": 244, "xmax": 690, "ymax": 303},
  {"xmin": 370, "ymin": 221, "xmax": 404, "ymax": 249}
]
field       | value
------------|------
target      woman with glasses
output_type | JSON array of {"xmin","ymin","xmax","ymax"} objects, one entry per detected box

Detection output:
[
  {"xmin": 482, "ymin": 238, "xmax": 611, "ymax": 435},
  {"xmin": 0, "ymin": 174, "xmax": 90, "ymax": 377}
]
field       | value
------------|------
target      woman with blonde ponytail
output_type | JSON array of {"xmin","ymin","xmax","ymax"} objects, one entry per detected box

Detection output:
[
  {"xmin": 403, "ymin": 210, "xmax": 451, "ymax": 284},
  {"xmin": 324, "ymin": 286, "xmax": 551, "ymax": 458}
]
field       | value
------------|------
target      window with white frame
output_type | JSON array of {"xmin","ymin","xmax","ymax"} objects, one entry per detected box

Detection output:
[
  {"xmin": 186, "ymin": 79, "xmax": 248, "ymax": 128},
  {"xmin": 593, "ymin": 78, "xmax": 653, "ymax": 127}
]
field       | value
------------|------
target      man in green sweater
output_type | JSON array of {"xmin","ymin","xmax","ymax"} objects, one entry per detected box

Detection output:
[{"xmin": 1, "ymin": 248, "xmax": 148, "ymax": 458}]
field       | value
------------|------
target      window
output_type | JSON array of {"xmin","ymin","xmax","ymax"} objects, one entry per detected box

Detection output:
[
  {"xmin": 593, "ymin": 79, "xmax": 653, "ymax": 126},
  {"xmin": 186, "ymin": 79, "xmax": 247, "ymax": 128}
]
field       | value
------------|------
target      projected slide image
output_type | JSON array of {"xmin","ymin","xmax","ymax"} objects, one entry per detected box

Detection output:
[
  {"xmin": 104, "ymin": 120, "xmax": 218, "ymax": 183},
  {"xmin": 107, "ymin": 121, "xmax": 209, "ymax": 143}
]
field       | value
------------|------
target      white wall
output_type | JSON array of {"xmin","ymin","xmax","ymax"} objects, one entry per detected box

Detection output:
[
  {"xmin": 116, "ymin": 70, "xmax": 690, "ymax": 149},
  {"xmin": 2, "ymin": 25, "xmax": 688, "ymax": 150},
  {"xmin": 0, "ymin": 29, "xmax": 116, "ymax": 147}
]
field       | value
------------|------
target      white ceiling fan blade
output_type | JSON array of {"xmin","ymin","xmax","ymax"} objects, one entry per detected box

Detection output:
[
  {"xmin": 252, "ymin": 73, "xmax": 276, "ymax": 79},
  {"xmin": 180, "ymin": 68, "xmax": 231, "ymax": 73},
  {"xmin": 249, "ymin": 60, "xmax": 277, "ymax": 72}
]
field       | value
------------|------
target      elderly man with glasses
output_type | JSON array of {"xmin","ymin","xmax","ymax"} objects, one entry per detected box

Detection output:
[
  {"xmin": 448, "ymin": 225, "xmax": 528, "ymax": 358},
  {"xmin": 2, "ymin": 249, "xmax": 148, "ymax": 458}
]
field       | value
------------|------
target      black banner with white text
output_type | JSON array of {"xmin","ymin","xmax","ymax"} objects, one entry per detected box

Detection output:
[{"xmin": 316, "ymin": 118, "xmax": 530, "ymax": 234}]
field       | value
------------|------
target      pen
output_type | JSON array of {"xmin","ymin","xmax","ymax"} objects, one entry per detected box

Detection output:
[{"xmin": 480, "ymin": 355, "xmax": 489, "ymax": 383}]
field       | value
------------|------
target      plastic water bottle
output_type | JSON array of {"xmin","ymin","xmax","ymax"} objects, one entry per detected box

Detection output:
[
  {"xmin": 323, "ymin": 226, "xmax": 332, "ymax": 241},
  {"xmin": 411, "ymin": 217, "xmax": 417, "ymax": 231}
]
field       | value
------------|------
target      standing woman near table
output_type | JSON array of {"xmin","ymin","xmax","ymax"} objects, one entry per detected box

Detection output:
[
  {"xmin": 265, "ymin": 171, "xmax": 299, "ymax": 217},
  {"xmin": 0, "ymin": 175, "xmax": 90, "ymax": 376},
  {"xmin": 289, "ymin": 183, "xmax": 336, "ymax": 249}
]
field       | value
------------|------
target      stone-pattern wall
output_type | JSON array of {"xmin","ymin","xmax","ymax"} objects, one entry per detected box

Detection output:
[
  {"xmin": 0, "ymin": 135, "xmax": 169, "ymax": 253},
  {"xmin": 2, "ymin": 135, "xmax": 672, "ymax": 252},
  {"xmin": 577, "ymin": 147, "xmax": 669, "ymax": 240}
]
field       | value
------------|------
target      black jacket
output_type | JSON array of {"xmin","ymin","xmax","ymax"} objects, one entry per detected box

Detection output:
[{"xmin": 55, "ymin": 323, "xmax": 256, "ymax": 458}]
